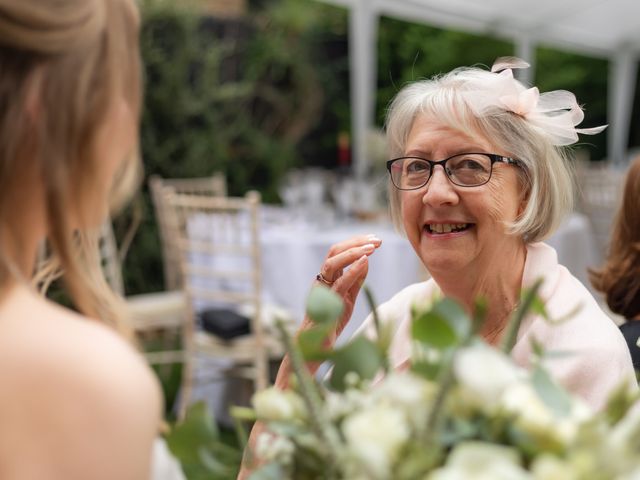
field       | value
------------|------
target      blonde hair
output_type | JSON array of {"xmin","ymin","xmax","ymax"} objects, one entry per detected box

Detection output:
[
  {"xmin": 385, "ymin": 66, "xmax": 574, "ymax": 242},
  {"xmin": 0, "ymin": 0, "xmax": 142, "ymax": 335}
]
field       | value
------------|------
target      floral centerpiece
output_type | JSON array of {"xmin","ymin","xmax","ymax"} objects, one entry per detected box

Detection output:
[{"xmin": 239, "ymin": 283, "xmax": 640, "ymax": 480}]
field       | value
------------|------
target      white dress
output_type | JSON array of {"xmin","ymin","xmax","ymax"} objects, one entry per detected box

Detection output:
[
  {"xmin": 355, "ymin": 242, "xmax": 636, "ymax": 410},
  {"xmin": 151, "ymin": 438, "xmax": 186, "ymax": 480}
]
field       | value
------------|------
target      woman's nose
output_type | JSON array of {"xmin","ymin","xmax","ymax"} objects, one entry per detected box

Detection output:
[{"xmin": 422, "ymin": 165, "xmax": 459, "ymax": 206}]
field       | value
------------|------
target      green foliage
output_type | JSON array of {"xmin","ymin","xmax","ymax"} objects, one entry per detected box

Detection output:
[
  {"xmin": 531, "ymin": 366, "xmax": 573, "ymax": 417},
  {"xmin": 411, "ymin": 298, "xmax": 470, "ymax": 349},
  {"xmin": 329, "ymin": 336, "xmax": 383, "ymax": 391},
  {"xmin": 165, "ymin": 402, "xmax": 242, "ymax": 480},
  {"xmin": 122, "ymin": 0, "xmax": 348, "ymax": 295},
  {"xmin": 305, "ymin": 285, "xmax": 344, "ymax": 324},
  {"xmin": 248, "ymin": 279, "xmax": 640, "ymax": 479},
  {"xmin": 139, "ymin": 0, "xmax": 295, "ymax": 198},
  {"xmin": 535, "ymin": 48, "xmax": 608, "ymax": 160},
  {"xmin": 376, "ymin": 17, "xmax": 514, "ymax": 126},
  {"xmin": 297, "ymin": 323, "xmax": 334, "ymax": 362}
]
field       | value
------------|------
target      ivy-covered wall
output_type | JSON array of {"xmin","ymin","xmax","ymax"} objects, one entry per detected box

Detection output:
[{"xmin": 120, "ymin": 0, "xmax": 349, "ymax": 294}]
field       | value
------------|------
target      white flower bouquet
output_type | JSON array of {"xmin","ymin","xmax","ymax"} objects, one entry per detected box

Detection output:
[{"xmin": 241, "ymin": 283, "xmax": 640, "ymax": 480}]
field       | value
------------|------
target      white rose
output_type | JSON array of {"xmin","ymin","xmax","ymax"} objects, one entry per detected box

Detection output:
[
  {"xmin": 501, "ymin": 382, "xmax": 554, "ymax": 433},
  {"xmin": 372, "ymin": 372, "xmax": 436, "ymax": 429},
  {"xmin": 255, "ymin": 432, "xmax": 294, "ymax": 465},
  {"xmin": 454, "ymin": 344, "xmax": 523, "ymax": 412},
  {"xmin": 609, "ymin": 402, "xmax": 640, "ymax": 453},
  {"xmin": 555, "ymin": 399, "xmax": 592, "ymax": 444},
  {"xmin": 619, "ymin": 466, "xmax": 640, "ymax": 480},
  {"xmin": 325, "ymin": 388, "xmax": 369, "ymax": 421},
  {"xmin": 342, "ymin": 405, "xmax": 410, "ymax": 479},
  {"xmin": 500, "ymin": 382, "xmax": 590, "ymax": 445},
  {"xmin": 252, "ymin": 387, "xmax": 305, "ymax": 421},
  {"xmin": 531, "ymin": 454, "xmax": 578, "ymax": 480},
  {"xmin": 373, "ymin": 372, "xmax": 435, "ymax": 407},
  {"xmin": 428, "ymin": 442, "xmax": 531, "ymax": 480}
]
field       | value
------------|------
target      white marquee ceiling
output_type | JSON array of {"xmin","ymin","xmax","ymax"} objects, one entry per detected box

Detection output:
[{"xmin": 374, "ymin": 0, "xmax": 640, "ymax": 58}]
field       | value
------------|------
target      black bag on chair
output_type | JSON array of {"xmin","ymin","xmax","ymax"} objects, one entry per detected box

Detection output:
[{"xmin": 199, "ymin": 308, "xmax": 251, "ymax": 340}]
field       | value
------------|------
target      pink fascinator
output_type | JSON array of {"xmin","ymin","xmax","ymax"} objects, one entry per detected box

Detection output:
[{"xmin": 462, "ymin": 56, "xmax": 606, "ymax": 146}]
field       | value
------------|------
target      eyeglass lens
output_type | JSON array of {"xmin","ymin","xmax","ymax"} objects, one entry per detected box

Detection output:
[{"xmin": 391, "ymin": 154, "xmax": 493, "ymax": 189}]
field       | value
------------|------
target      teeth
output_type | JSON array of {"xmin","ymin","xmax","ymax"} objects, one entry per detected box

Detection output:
[{"xmin": 428, "ymin": 223, "xmax": 469, "ymax": 234}]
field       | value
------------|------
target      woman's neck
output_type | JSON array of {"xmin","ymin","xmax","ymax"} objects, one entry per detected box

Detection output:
[
  {"xmin": 432, "ymin": 242, "xmax": 527, "ymax": 345},
  {"xmin": 1, "ymin": 172, "xmax": 47, "ymax": 283}
]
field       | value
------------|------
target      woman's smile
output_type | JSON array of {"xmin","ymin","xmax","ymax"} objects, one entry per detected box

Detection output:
[{"xmin": 423, "ymin": 222, "xmax": 474, "ymax": 238}]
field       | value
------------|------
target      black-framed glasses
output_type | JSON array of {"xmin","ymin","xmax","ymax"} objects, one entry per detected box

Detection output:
[{"xmin": 386, "ymin": 153, "xmax": 522, "ymax": 190}]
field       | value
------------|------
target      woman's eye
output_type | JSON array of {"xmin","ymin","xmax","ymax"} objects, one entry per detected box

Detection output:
[
  {"xmin": 406, "ymin": 160, "xmax": 429, "ymax": 173},
  {"xmin": 456, "ymin": 159, "xmax": 488, "ymax": 171}
]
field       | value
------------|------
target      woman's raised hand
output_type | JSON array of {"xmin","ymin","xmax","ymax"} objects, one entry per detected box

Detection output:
[
  {"xmin": 314, "ymin": 233, "xmax": 382, "ymax": 337},
  {"xmin": 274, "ymin": 234, "xmax": 382, "ymax": 389}
]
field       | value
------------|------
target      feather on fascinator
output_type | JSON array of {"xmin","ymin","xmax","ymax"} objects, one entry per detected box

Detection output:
[{"xmin": 461, "ymin": 56, "xmax": 606, "ymax": 146}]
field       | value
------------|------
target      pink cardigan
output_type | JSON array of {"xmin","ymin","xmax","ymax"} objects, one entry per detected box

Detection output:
[{"xmin": 356, "ymin": 242, "xmax": 636, "ymax": 410}]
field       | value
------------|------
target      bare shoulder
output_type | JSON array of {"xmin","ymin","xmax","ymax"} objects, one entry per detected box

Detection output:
[{"xmin": 0, "ymin": 287, "xmax": 162, "ymax": 479}]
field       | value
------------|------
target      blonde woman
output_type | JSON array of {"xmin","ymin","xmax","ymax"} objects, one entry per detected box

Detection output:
[{"xmin": 0, "ymin": 0, "xmax": 170, "ymax": 478}]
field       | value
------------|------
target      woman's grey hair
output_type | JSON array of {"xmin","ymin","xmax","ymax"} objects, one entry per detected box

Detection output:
[{"xmin": 385, "ymin": 66, "xmax": 575, "ymax": 243}]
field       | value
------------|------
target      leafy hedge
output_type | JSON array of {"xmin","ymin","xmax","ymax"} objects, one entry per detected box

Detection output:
[{"xmin": 121, "ymin": 0, "xmax": 348, "ymax": 294}]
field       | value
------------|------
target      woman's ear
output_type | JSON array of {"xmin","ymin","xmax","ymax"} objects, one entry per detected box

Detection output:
[{"xmin": 517, "ymin": 196, "xmax": 527, "ymax": 216}]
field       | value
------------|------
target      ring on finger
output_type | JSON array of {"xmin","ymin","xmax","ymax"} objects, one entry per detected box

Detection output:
[{"xmin": 316, "ymin": 272, "xmax": 334, "ymax": 286}]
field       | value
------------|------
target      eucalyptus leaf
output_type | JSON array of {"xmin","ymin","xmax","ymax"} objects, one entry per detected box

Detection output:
[
  {"xmin": 248, "ymin": 463, "xmax": 286, "ymax": 480},
  {"xmin": 531, "ymin": 366, "xmax": 572, "ymax": 417},
  {"xmin": 305, "ymin": 286, "xmax": 344, "ymax": 324},
  {"xmin": 411, "ymin": 298, "xmax": 469, "ymax": 349},
  {"xmin": 502, "ymin": 279, "xmax": 544, "ymax": 353},
  {"xmin": 198, "ymin": 447, "xmax": 233, "ymax": 475},
  {"xmin": 530, "ymin": 337, "xmax": 545, "ymax": 358},
  {"xmin": 410, "ymin": 360, "xmax": 441, "ymax": 381},
  {"xmin": 329, "ymin": 337, "xmax": 382, "ymax": 391},
  {"xmin": 529, "ymin": 295, "xmax": 550, "ymax": 320},
  {"xmin": 604, "ymin": 381, "xmax": 640, "ymax": 425},
  {"xmin": 166, "ymin": 401, "xmax": 219, "ymax": 463},
  {"xmin": 297, "ymin": 323, "xmax": 334, "ymax": 362}
]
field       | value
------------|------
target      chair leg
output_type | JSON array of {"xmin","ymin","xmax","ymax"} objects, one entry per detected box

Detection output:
[
  {"xmin": 177, "ymin": 355, "xmax": 194, "ymax": 421},
  {"xmin": 255, "ymin": 347, "xmax": 268, "ymax": 392}
]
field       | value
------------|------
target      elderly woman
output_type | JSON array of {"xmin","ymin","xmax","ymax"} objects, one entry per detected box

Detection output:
[
  {"xmin": 238, "ymin": 57, "xmax": 636, "ymax": 479},
  {"xmin": 310, "ymin": 57, "xmax": 634, "ymax": 411}
]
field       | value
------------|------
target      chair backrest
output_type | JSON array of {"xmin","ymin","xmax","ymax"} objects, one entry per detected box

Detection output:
[
  {"xmin": 574, "ymin": 162, "xmax": 626, "ymax": 255},
  {"xmin": 149, "ymin": 173, "xmax": 227, "ymax": 291},
  {"xmin": 99, "ymin": 220, "xmax": 125, "ymax": 296},
  {"xmin": 161, "ymin": 189, "xmax": 264, "ymax": 343}
]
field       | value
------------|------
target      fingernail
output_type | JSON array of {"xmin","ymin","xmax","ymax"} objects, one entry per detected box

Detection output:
[
  {"xmin": 367, "ymin": 234, "xmax": 381, "ymax": 244},
  {"xmin": 362, "ymin": 243, "xmax": 375, "ymax": 253},
  {"xmin": 358, "ymin": 254, "xmax": 368, "ymax": 263}
]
